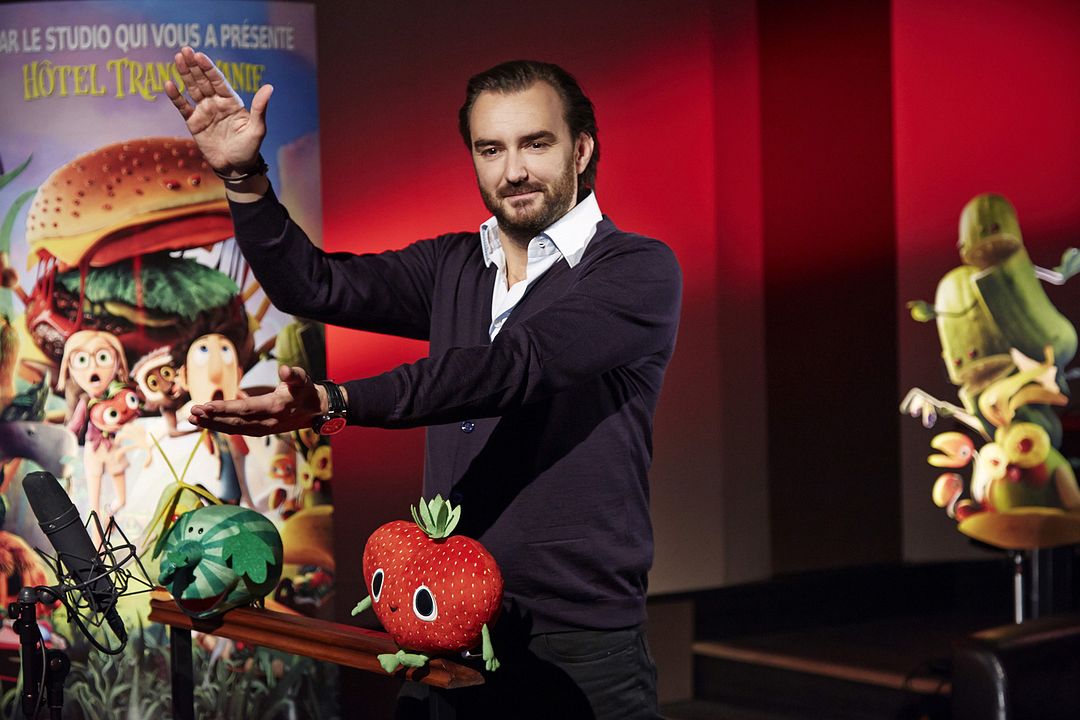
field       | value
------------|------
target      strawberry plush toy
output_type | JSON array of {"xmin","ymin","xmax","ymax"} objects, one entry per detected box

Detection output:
[{"xmin": 352, "ymin": 495, "xmax": 503, "ymax": 673}]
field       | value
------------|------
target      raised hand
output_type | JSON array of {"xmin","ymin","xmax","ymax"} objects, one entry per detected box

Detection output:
[
  {"xmin": 188, "ymin": 365, "xmax": 325, "ymax": 437},
  {"xmin": 164, "ymin": 46, "xmax": 273, "ymax": 175}
]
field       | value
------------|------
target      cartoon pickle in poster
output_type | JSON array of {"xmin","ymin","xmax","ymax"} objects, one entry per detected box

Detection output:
[{"xmin": 901, "ymin": 193, "xmax": 1080, "ymax": 549}]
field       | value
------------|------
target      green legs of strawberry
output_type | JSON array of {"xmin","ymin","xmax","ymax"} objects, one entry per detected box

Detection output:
[
  {"xmin": 356, "ymin": 623, "xmax": 499, "ymax": 673},
  {"xmin": 351, "ymin": 495, "xmax": 505, "ymax": 673},
  {"xmin": 374, "ymin": 647, "xmax": 430, "ymax": 674},
  {"xmin": 480, "ymin": 624, "xmax": 498, "ymax": 672}
]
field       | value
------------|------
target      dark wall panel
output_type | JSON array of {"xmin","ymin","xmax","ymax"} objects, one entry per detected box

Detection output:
[{"xmin": 758, "ymin": 0, "xmax": 901, "ymax": 572}]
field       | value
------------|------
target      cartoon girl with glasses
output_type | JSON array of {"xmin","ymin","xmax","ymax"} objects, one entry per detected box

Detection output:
[{"xmin": 57, "ymin": 330, "xmax": 132, "ymax": 522}]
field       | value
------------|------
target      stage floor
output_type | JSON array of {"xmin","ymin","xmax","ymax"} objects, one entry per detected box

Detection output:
[{"xmin": 672, "ymin": 611, "xmax": 1011, "ymax": 720}]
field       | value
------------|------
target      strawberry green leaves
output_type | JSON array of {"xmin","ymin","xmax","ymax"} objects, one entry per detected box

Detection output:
[{"xmin": 410, "ymin": 494, "xmax": 462, "ymax": 539}]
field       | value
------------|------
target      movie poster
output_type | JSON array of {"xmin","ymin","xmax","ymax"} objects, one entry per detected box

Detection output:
[{"xmin": 0, "ymin": 2, "xmax": 335, "ymax": 712}]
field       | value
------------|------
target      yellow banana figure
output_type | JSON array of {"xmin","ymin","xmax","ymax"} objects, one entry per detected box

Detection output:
[{"xmin": 977, "ymin": 347, "xmax": 1065, "ymax": 429}]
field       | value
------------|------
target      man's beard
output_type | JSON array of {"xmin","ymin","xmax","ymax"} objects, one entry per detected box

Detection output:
[{"xmin": 481, "ymin": 162, "xmax": 577, "ymax": 245}]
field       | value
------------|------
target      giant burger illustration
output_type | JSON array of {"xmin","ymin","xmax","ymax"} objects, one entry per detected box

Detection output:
[{"xmin": 22, "ymin": 138, "xmax": 253, "ymax": 370}]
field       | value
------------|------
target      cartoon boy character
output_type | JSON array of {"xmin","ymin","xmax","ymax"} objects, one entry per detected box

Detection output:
[
  {"xmin": 178, "ymin": 333, "xmax": 251, "ymax": 506},
  {"xmin": 57, "ymin": 330, "xmax": 129, "ymax": 439},
  {"xmin": 132, "ymin": 347, "xmax": 191, "ymax": 437}
]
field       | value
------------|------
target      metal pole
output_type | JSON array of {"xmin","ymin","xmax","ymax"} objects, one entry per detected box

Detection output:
[
  {"xmin": 170, "ymin": 626, "xmax": 195, "ymax": 720},
  {"xmin": 1012, "ymin": 550, "xmax": 1024, "ymax": 624},
  {"xmin": 1030, "ymin": 548, "xmax": 1041, "ymax": 619}
]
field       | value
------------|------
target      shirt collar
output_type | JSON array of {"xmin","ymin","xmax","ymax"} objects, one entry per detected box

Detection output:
[{"xmin": 480, "ymin": 191, "xmax": 602, "ymax": 269}]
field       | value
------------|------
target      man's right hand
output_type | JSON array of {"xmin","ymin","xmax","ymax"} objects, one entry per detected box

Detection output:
[
  {"xmin": 187, "ymin": 365, "xmax": 332, "ymax": 437},
  {"xmin": 164, "ymin": 46, "xmax": 273, "ymax": 177}
]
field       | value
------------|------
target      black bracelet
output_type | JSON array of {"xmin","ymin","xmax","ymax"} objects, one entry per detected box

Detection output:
[
  {"xmin": 317, "ymin": 380, "xmax": 347, "ymax": 417},
  {"xmin": 213, "ymin": 153, "xmax": 268, "ymax": 182},
  {"xmin": 313, "ymin": 380, "xmax": 348, "ymax": 435}
]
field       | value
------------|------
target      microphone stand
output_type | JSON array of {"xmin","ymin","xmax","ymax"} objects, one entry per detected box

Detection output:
[
  {"xmin": 15, "ymin": 478, "xmax": 153, "ymax": 718},
  {"xmin": 9, "ymin": 587, "xmax": 70, "ymax": 720}
]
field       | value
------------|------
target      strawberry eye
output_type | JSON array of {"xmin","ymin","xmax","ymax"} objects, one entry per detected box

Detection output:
[
  {"xmin": 413, "ymin": 585, "xmax": 437, "ymax": 622},
  {"xmin": 125, "ymin": 392, "xmax": 140, "ymax": 410},
  {"xmin": 371, "ymin": 568, "xmax": 384, "ymax": 602}
]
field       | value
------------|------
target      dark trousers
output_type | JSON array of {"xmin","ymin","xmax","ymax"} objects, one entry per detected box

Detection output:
[{"xmin": 396, "ymin": 626, "xmax": 660, "ymax": 720}]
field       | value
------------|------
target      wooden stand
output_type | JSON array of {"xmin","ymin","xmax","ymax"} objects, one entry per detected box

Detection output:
[{"xmin": 148, "ymin": 590, "xmax": 483, "ymax": 720}]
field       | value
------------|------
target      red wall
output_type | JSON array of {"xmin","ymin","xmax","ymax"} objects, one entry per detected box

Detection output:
[{"xmin": 758, "ymin": 0, "xmax": 901, "ymax": 572}]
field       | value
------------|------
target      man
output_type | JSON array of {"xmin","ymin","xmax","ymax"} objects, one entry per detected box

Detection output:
[{"xmin": 166, "ymin": 47, "xmax": 680, "ymax": 719}]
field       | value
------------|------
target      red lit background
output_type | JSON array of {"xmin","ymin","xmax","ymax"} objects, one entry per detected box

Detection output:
[{"xmin": 309, "ymin": 0, "xmax": 1080, "ymax": 615}]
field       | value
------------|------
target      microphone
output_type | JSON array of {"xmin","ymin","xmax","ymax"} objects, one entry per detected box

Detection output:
[{"xmin": 23, "ymin": 471, "xmax": 127, "ymax": 644}]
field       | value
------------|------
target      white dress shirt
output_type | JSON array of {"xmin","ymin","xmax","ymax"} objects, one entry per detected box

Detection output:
[{"xmin": 480, "ymin": 192, "xmax": 603, "ymax": 339}]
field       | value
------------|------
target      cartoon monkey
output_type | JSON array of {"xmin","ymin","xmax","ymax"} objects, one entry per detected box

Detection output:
[{"xmin": 132, "ymin": 347, "xmax": 191, "ymax": 437}]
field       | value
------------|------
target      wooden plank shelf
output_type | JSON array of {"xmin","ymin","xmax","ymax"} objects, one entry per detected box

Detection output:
[{"xmin": 148, "ymin": 589, "xmax": 484, "ymax": 690}]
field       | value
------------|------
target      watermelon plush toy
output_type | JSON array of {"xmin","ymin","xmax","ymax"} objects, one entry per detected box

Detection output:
[
  {"xmin": 352, "ymin": 495, "xmax": 503, "ymax": 672},
  {"xmin": 146, "ymin": 433, "xmax": 284, "ymax": 619},
  {"xmin": 156, "ymin": 504, "xmax": 284, "ymax": 619}
]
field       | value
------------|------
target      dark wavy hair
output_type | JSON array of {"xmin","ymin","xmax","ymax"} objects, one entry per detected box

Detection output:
[{"xmin": 459, "ymin": 60, "xmax": 600, "ymax": 200}]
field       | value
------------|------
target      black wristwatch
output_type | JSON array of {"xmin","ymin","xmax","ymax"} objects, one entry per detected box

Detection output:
[{"xmin": 313, "ymin": 380, "xmax": 347, "ymax": 435}]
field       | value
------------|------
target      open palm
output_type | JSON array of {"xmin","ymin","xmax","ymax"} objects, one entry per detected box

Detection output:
[
  {"xmin": 187, "ymin": 365, "xmax": 325, "ymax": 437},
  {"xmin": 164, "ymin": 46, "xmax": 273, "ymax": 173}
]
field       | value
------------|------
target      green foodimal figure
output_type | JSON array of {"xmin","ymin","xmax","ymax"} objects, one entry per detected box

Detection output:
[
  {"xmin": 904, "ymin": 193, "xmax": 1077, "ymax": 446},
  {"xmin": 156, "ymin": 504, "xmax": 283, "ymax": 619},
  {"xmin": 905, "ymin": 193, "xmax": 1080, "ymax": 549}
]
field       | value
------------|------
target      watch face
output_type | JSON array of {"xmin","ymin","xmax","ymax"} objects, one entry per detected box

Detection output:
[{"xmin": 316, "ymin": 416, "xmax": 346, "ymax": 436}]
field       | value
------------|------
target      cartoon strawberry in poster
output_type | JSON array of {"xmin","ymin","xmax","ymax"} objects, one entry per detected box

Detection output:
[{"xmin": 352, "ymin": 495, "xmax": 503, "ymax": 673}]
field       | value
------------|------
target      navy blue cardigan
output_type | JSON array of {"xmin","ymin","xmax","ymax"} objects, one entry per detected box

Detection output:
[{"xmin": 230, "ymin": 190, "xmax": 682, "ymax": 633}]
